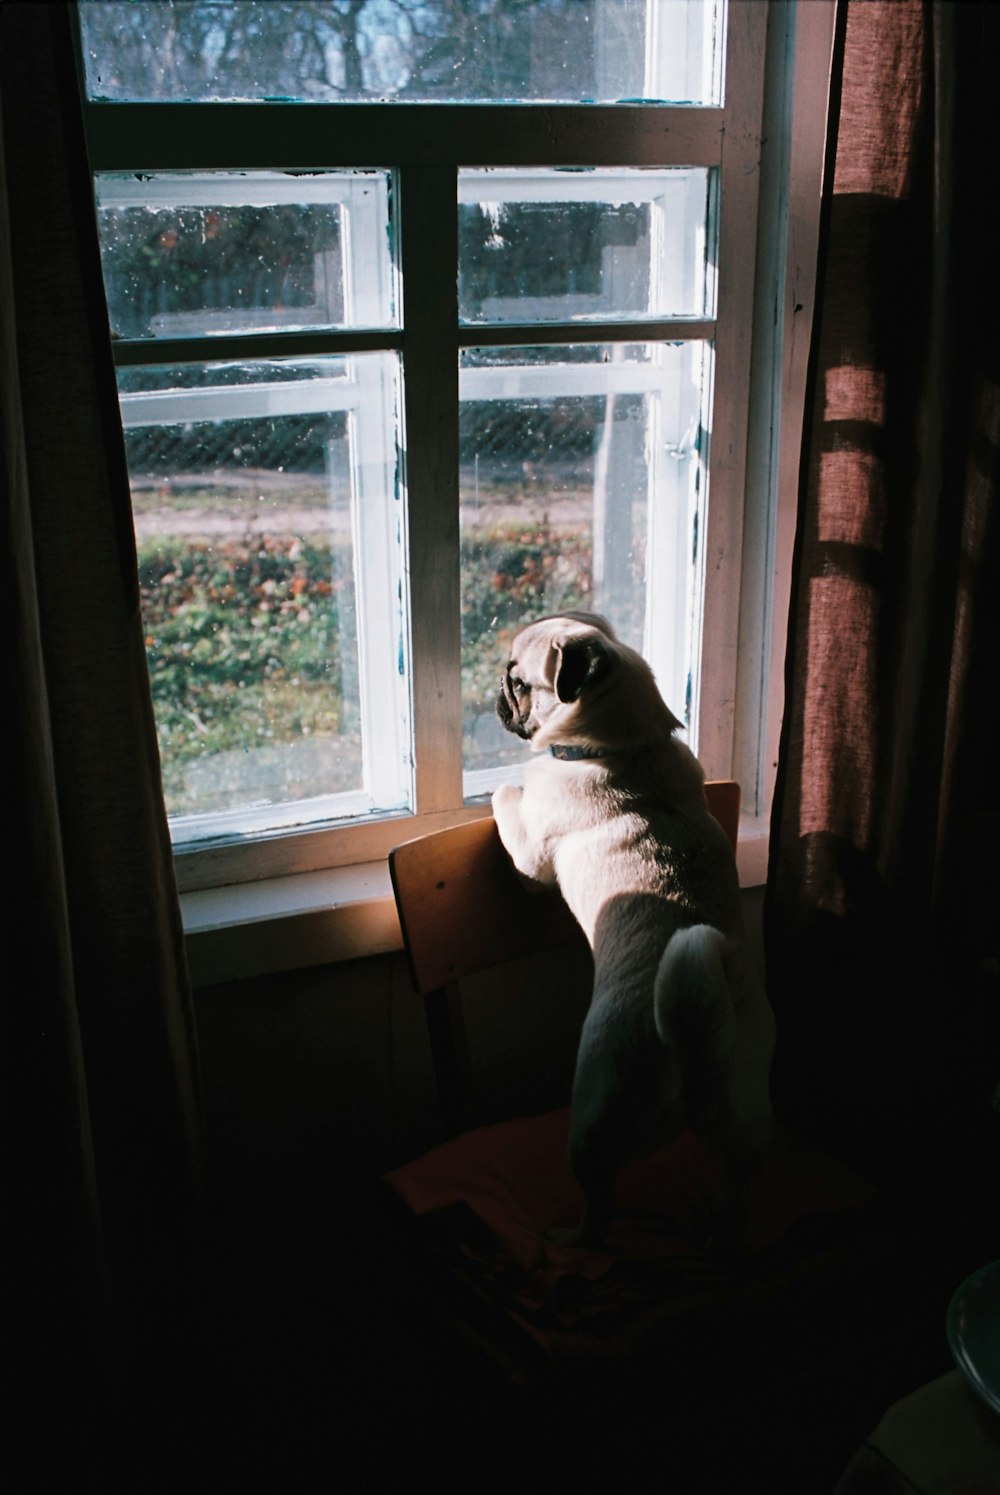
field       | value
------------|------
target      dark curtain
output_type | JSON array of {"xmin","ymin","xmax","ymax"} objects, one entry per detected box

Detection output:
[
  {"xmin": 766, "ymin": 0, "xmax": 999, "ymax": 1189},
  {"xmin": 1, "ymin": 2, "xmax": 202, "ymax": 1479}
]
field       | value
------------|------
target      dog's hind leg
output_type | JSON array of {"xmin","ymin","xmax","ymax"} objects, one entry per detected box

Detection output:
[
  {"xmin": 550, "ymin": 1126, "xmax": 618, "ymax": 1248},
  {"xmin": 654, "ymin": 924, "xmax": 774, "ymax": 1255},
  {"xmin": 547, "ymin": 1186, "xmax": 615, "ymax": 1250},
  {"xmin": 552, "ymin": 1018, "xmax": 653, "ymax": 1248},
  {"xmin": 655, "ymin": 923, "xmax": 775, "ymax": 1133}
]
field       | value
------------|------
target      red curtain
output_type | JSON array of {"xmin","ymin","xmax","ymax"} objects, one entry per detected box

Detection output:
[{"xmin": 765, "ymin": 1, "xmax": 999, "ymax": 1172}]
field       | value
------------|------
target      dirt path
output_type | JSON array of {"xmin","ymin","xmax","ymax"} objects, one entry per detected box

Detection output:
[{"xmin": 131, "ymin": 483, "xmax": 593, "ymax": 541}]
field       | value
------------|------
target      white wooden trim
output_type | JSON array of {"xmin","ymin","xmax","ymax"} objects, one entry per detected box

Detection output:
[
  {"xmin": 118, "ymin": 374, "xmax": 357, "ymax": 426},
  {"xmin": 95, "ymin": 169, "xmax": 392, "ymax": 209},
  {"xmin": 169, "ymin": 791, "xmax": 374, "ymax": 847},
  {"xmin": 343, "ymin": 171, "xmax": 397, "ymax": 329},
  {"xmin": 694, "ymin": 0, "xmax": 769, "ymax": 779},
  {"xmin": 459, "ymin": 358, "xmax": 676, "ymax": 401},
  {"xmin": 734, "ymin": 0, "xmax": 836, "ymax": 816},
  {"xmin": 349, "ymin": 354, "xmax": 412, "ymax": 813},
  {"xmin": 458, "ymin": 167, "xmax": 702, "ymax": 206}
]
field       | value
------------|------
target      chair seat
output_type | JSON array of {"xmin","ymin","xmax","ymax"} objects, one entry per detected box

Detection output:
[{"xmin": 386, "ymin": 1107, "xmax": 887, "ymax": 1376}]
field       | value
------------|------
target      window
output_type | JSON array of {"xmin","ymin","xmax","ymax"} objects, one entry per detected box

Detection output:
[{"xmin": 75, "ymin": 0, "xmax": 833, "ymax": 905}]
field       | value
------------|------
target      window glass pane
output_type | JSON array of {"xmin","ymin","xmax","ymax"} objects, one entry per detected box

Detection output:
[
  {"xmin": 120, "ymin": 357, "xmax": 410, "ymax": 838},
  {"xmin": 80, "ymin": 0, "xmax": 724, "ymax": 106},
  {"xmin": 95, "ymin": 171, "xmax": 397, "ymax": 339},
  {"xmin": 460, "ymin": 342, "xmax": 709, "ymax": 793},
  {"xmin": 459, "ymin": 168, "xmax": 713, "ymax": 324}
]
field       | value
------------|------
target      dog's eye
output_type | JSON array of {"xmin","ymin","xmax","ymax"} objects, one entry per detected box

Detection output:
[{"xmin": 510, "ymin": 677, "xmax": 529, "ymax": 697}]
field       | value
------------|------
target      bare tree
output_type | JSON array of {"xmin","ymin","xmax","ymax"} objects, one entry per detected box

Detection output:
[{"xmin": 79, "ymin": 0, "xmax": 597, "ymax": 103}]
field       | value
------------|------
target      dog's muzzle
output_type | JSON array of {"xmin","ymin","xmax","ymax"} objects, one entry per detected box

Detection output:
[{"xmin": 497, "ymin": 673, "xmax": 529, "ymax": 737}]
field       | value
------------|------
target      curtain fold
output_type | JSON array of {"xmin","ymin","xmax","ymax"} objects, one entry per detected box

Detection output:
[
  {"xmin": 765, "ymin": 0, "xmax": 999, "ymax": 1171},
  {"xmin": 1, "ymin": 2, "xmax": 202, "ymax": 1474}
]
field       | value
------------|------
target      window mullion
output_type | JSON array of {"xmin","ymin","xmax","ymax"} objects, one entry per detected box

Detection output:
[
  {"xmin": 110, "ymin": 331, "xmax": 403, "ymax": 368},
  {"xmin": 400, "ymin": 164, "xmax": 462, "ymax": 815},
  {"xmin": 457, "ymin": 320, "xmax": 716, "ymax": 349},
  {"xmin": 83, "ymin": 103, "xmax": 725, "ymax": 173}
]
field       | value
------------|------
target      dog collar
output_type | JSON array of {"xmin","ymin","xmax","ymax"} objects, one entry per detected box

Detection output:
[{"xmin": 550, "ymin": 743, "xmax": 611, "ymax": 761}]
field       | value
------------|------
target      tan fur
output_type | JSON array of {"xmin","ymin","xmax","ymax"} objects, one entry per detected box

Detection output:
[{"xmin": 492, "ymin": 612, "xmax": 775, "ymax": 1249}]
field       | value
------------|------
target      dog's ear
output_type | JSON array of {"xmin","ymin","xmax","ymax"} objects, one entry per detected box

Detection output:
[{"xmin": 553, "ymin": 632, "xmax": 613, "ymax": 703}]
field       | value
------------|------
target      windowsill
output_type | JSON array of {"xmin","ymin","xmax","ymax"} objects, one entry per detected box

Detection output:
[{"xmin": 182, "ymin": 811, "xmax": 771, "ymax": 987}]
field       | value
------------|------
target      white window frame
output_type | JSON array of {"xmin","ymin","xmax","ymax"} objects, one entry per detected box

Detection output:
[
  {"xmin": 117, "ymin": 354, "xmax": 412, "ymax": 839},
  {"xmin": 457, "ymin": 334, "xmax": 711, "ymax": 801},
  {"xmin": 76, "ymin": 1, "xmax": 837, "ymax": 974}
]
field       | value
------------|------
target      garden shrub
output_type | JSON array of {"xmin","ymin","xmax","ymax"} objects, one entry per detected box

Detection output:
[{"xmin": 138, "ymin": 516, "xmax": 595, "ymax": 813}]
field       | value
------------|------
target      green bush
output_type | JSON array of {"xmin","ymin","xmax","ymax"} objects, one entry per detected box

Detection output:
[
  {"xmin": 138, "ymin": 532, "xmax": 356, "ymax": 807},
  {"xmin": 138, "ymin": 518, "xmax": 594, "ymax": 812},
  {"xmin": 460, "ymin": 517, "xmax": 593, "ymax": 736}
]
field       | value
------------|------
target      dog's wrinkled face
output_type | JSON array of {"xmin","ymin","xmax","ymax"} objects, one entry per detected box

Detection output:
[
  {"xmin": 496, "ymin": 611, "xmax": 616, "ymax": 746},
  {"xmin": 496, "ymin": 609, "xmax": 683, "ymax": 752}
]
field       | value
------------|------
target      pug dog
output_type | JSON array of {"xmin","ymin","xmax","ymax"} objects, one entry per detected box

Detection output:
[{"xmin": 492, "ymin": 611, "xmax": 775, "ymax": 1250}]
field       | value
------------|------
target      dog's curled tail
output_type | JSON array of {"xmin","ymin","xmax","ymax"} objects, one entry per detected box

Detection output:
[{"xmin": 653, "ymin": 924, "xmax": 738, "ymax": 1126}]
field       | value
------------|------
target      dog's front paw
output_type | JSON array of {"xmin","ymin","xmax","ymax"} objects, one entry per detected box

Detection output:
[
  {"xmin": 491, "ymin": 782, "xmax": 521, "ymax": 818},
  {"xmin": 491, "ymin": 782, "xmax": 523, "ymax": 843},
  {"xmin": 492, "ymin": 783, "xmax": 555, "ymax": 884}
]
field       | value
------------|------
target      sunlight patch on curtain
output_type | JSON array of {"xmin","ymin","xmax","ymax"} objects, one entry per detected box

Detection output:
[
  {"xmin": 817, "ymin": 445, "xmax": 885, "ymax": 551},
  {"xmin": 824, "ymin": 365, "xmax": 886, "ymax": 426},
  {"xmin": 800, "ymin": 574, "xmax": 877, "ymax": 861}
]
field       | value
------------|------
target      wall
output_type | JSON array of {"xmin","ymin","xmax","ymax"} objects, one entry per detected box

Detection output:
[{"xmin": 195, "ymin": 886, "xmax": 767, "ymax": 1186}]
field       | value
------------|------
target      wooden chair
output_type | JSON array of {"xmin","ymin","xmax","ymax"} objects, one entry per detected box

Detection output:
[
  {"xmin": 383, "ymin": 782, "xmax": 899, "ymax": 1488},
  {"xmin": 389, "ymin": 780, "xmax": 741, "ymax": 1135}
]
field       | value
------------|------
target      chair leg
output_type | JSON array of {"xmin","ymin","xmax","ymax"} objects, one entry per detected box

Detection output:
[{"xmin": 423, "ymin": 982, "xmax": 472, "ymax": 1136}]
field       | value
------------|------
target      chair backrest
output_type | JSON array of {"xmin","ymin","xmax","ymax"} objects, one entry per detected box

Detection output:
[
  {"xmin": 389, "ymin": 780, "xmax": 740, "ymax": 1131},
  {"xmin": 390, "ymin": 815, "xmax": 581, "ymax": 996},
  {"xmin": 390, "ymin": 779, "xmax": 740, "ymax": 996}
]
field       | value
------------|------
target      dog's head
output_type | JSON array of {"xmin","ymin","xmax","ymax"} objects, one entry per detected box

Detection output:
[{"xmin": 496, "ymin": 611, "xmax": 681, "ymax": 752}]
